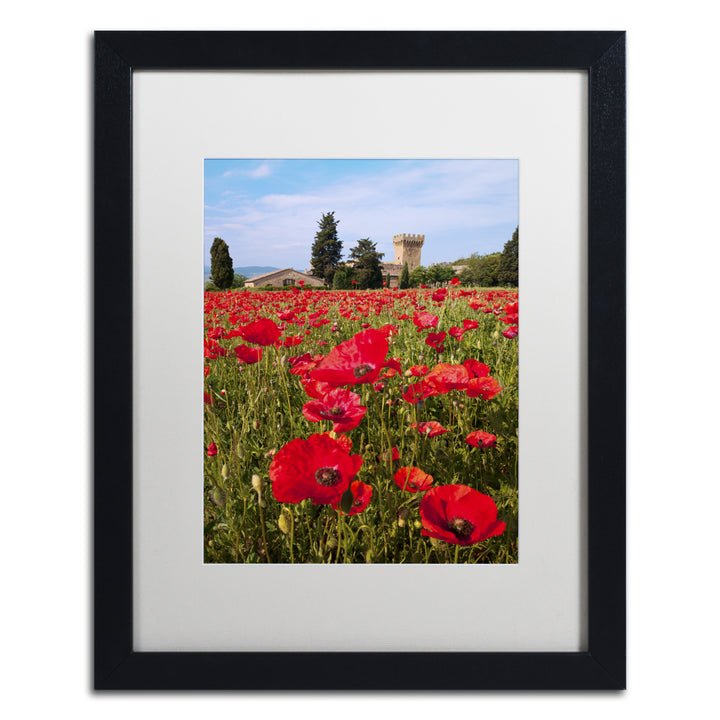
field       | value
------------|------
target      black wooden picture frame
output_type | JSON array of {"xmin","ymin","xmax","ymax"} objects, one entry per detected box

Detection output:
[{"xmin": 94, "ymin": 30, "xmax": 625, "ymax": 690}]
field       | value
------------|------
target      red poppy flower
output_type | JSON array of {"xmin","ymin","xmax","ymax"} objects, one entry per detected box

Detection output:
[
  {"xmin": 288, "ymin": 353, "xmax": 323, "ymax": 377},
  {"xmin": 239, "ymin": 317, "xmax": 282, "ymax": 346},
  {"xmin": 420, "ymin": 284, "xmax": 428, "ymax": 288},
  {"xmin": 270, "ymin": 433, "xmax": 363, "ymax": 504},
  {"xmin": 503, "ymin": 326, "xmax": 519, "ymax": 339},
  {"xmin": 425, "ymin": 331, "xmax": 446, "ymax": 352},
  {"xmin": 233, "ymin": 344, "xmax": 263, "ymax": 364},
  {"xmin": 378, "ymin": 446, "xmax": 400, "ymax": 462},
  {"xmin": 394, "ymin": 466, "xmax": 434, "ymax": 493},
  {"xmin": 320, "ymin": 431, "xmax": 352, "ymax": 452},
  {"xmin": 409, "ymin": 364, "xmax": 429, "ymax": 377},
  {"xmin": 419, "ymin": 484, "xmax": 506, "ymax": 545},
  {"xmin": 206, "ymin": 441, "xmax": 218, "ymax": 457},
  {"xmin": 302, "ymin": 387, "xmax": 367, "ymax": 433},
  {"xmin": 450, "ymin": 277, "xmax": 461, "ymax": 285},
  {"xmin": 463, "ymin": 359, "xmax": 491, "ymax": 378},
  {"xmin": 462, "ymin": 319, "xmax": 479, "ymax": 331},
  {"xmin": 401, "ymin": 380, "xmax": 439, "ymax": 405},
  {"xmin": 206, "ymin": 326, "xmax": 228, "ymax": 340},
  {"xmin": 310, "ymin": 328, "xmax": 390, "ymax": 387},
  {"xmin": 412, "ymin": 311, "xmax": 439, "ymax": 330},
  {"xmin": 448, "ymin": 326, "xmax": 465, "ymax": 341},
  {"xmin": 424, "ymin": 363, "xmax": 470, "ymax": 393},
  {"xmin": 332, "ymin": 480, "xmax": 373, "ymax": 515},
  {"xmin": 282, "ymin": 335, "xmax": 304, "ymax": 347},
  {"xmin": 432, "ymin": 288, "xmax": 448, "ymax": 302},
  {"xmin": 411, "ymin": 421, "xmax": 449, "ymax": 438},
  {"xmin": 466, "ymin": 430, "xmax": 497, "ymax": 449},
  {"xmin": 465, "ymin": 376, "xmax": 504, "ymax": 400},
  {"xmin": 301, "ymin": 377, "xmax": 336, "ymax": 400}
]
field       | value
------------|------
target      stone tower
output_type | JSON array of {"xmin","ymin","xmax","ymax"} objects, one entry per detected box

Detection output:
[{"xmin": 393, "ymin": 233, "xmax": 425, "ymax": 273}]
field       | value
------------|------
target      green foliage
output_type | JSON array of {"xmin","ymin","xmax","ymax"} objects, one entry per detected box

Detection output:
[
  {"xmin": 399, "ymin": 262, "xmax": 410, "ymax": 289},
  {"xmin": 428, "ymin": 264, "xmax": 455, "ymax": 285},
  {"xmin": 409, "ymin": 265, "xmax": 430, "ymax": 287},
  {"xmin": 458, "ymin": 252, "xmax": 502, "ymax": 287},
  {"xmin": 205, "ymin": 281, "xmax": 220, "ymax": 292},
  {"xmin": 496, "ymin": 227, "xmax": 519, "ymax": 286},
  {"xmin": 332, "ymin": 265, "xmax": 354, "ymax": 290},
  {"xmin": 310, "ymin": 211, "xmax": 343, "ymax": 285},
  {"xmin": 231, "ymin": 273, "xmax": 246, "ymax": 289},
  {"xmin": 349, "ymin": 238, "xmax": 384, "ymax": 289},
  {"xmin": 209, "ymin": 237, "xmax": 234, "ymax": 290}
]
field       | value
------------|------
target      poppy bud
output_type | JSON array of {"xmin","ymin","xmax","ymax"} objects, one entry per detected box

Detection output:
[
  {"xmin": 210, "ymin": 487, "xmax": 226, "ymax": 506},
  {"xmin": 404, "ymin": 369, "xmax": 413, "ymax": 377},
  {"xmin": 251, "ymin": 474, "xmax": 264, "ymax": 492},
  {"xmin": 414, "ymin": 520, "xmax": 422, "ymax": 529},
  {"xmin": 325, "ymin": 537, "xmax": 338, "ymax": 550},
  {"xmin": 278, "ymin": 509, "xmax": 292, "ymax": 535},
  {"xmin": 264, "ymin": 448, "xmax": 277, "ymax": 458},
  {"xmin": 365, "ymin": 549, "xmax": 374, "ymax": 563},
  {"xmin": 221, "ymin": 463, "xmax": 230, "ymax": 479}
]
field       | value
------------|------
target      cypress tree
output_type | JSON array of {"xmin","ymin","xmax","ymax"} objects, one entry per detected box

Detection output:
[
  {"xmin": 210, "ymin": 237, "xmax": 234, "ymax": 290},
  {"xmin": 399, "ymin": 262, "xmax": 410, "ymax": 289},
  {"xmin": 310, "ymin": 211, "xmax": 343, "ymax": 285}
]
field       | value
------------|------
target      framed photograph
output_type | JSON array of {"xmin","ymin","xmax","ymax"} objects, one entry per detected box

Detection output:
[{"xmin": 94, "ymin": 31, "xmax": 625, "ymax": 690}]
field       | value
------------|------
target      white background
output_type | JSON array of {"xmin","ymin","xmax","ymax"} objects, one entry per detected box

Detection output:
[
  {"xmin": 133, "ymin": 71, "xmax": 586, "ymax": 652},
  {"xmin": 2, "ymin": 1, "xmax": 719, "ymax": 717}
]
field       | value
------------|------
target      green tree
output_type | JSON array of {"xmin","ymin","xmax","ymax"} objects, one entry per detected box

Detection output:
[
  {"xmin": 310, "ymin": 211, "xmax": 343, "ymax": 285},
  {"xmin": 458, "ymin": 252, "xmax": 501, "ymax": 287},
  {"xmin": 409, "ymin": 265, "xmax": 430, "ymax": 287},
  {"xmin": 210, "ymin": 237, "xmax": 234, "ymax": 290},
  {"xmin": 231, "ymin": 273, "xmax": 246, "ymax": 289},
  {"xmin": 399, "ymin": 262, "xmax": 410, "ymax": 289},
  {"xmin": 349, "ymin": 238, "xmax": 384, "ymax": 289},
  {"xmin": 332, "ymin": 265, "xmax": 353, "ymax": 289},
  {"xmin": 496, "ymin": 227, "xmax": 519, "ymax": 286},
  {"xmin": 428, "ymin": 264, "xmax": 455, "ymax": 285}
]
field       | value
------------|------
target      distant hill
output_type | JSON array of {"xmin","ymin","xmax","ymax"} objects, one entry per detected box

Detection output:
[{"xmin": 204, "ymin": 266, "xmax": 279, "ymax": 281}]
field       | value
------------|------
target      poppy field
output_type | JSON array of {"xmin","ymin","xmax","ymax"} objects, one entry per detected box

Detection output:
[{"xmin": 204, "ymin": 284, "xmax": 519, "ymax": 563}]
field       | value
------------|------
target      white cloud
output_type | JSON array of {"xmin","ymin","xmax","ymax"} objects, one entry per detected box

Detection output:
[
  {"xmin": 206, "ymin": 160, "xmax": 517, "ymax": 267},
  {"xmin": 248, "ymin": 163, "xmax": 272, "ymax": 178}
]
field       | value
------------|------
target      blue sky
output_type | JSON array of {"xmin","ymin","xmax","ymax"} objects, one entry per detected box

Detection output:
[{"xmin": 204, "ymin": 159, "xmax": 518, "ymax": 270}]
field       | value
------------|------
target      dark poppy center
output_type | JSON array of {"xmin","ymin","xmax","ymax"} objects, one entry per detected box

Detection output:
[
  {"xmin": 328, "ymin": 406, "xmax": 344, "ymax": 416},
  {"xmin": 315, "ymin": 466, "xmax": 341, "ymax": 487},
  {"xmin": 449, "ymin": 517, "xmax": 474, "ymax": 538},
  {"xmin": 353, "ymin": 363, "xmax": 373, "ymax": 378}
]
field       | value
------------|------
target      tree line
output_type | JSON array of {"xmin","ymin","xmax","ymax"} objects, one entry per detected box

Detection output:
[
  {"xmin": 208, "ymin": 215, "xmax": 518, "ymax": 291},
  {"xmin": 454, "ymin": 227, "xmax": 518, "ymax": 287},
  {"xmin": 311, "ymin": 211, "xmax": 518, "ymax": 288},
  {"xmin": 310, "ymin": 211, "xmax": 387, "ymax": 289}
]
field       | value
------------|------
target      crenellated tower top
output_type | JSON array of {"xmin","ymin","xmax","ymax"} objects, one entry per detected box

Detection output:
[{"xmin": 392, "ymin": 233, "xmax": 425, "ymax": 271}]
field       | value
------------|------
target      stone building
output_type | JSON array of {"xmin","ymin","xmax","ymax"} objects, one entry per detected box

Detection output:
[
  {"xmin": 244, "ymin": 268, "xmax": 325, "ymax": 288},
  {"xmin": 392, "ymin": 233, "xmax": 424, "ymax": 272},
  {"xmin": 382, "ymin": 233, "xmax": 425, "ymax": 287}
]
